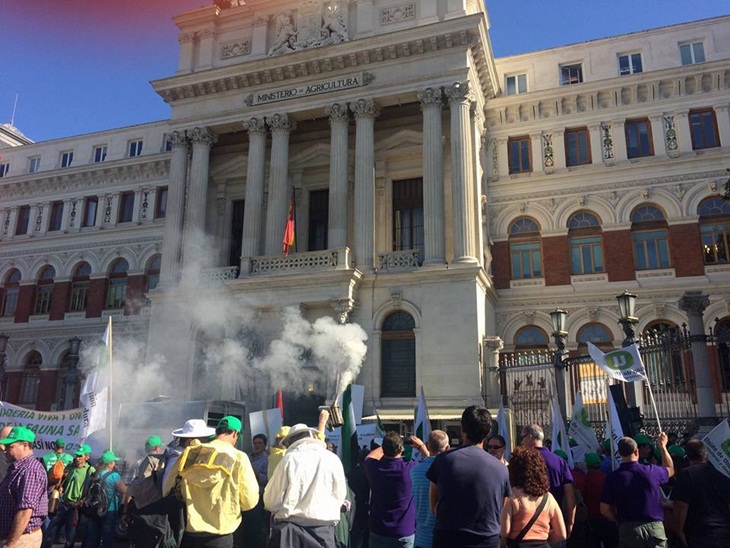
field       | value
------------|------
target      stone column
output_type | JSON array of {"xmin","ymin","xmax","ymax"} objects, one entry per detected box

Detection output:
[
  {"xmin": 198, "ymin": 29, "xmax": 215, "ymax": 70},
  {"xmin": 612, "ymin": 121, "xmax": 628, "ymax": 162},
  {"xmin": 713, "ymin": 104, "xmax": 730, "ymax": 148},
  {"xmin": 649, "ymin": 114, "xmax": 667, "ymax": 158},
  {"xmin": 350, "ymin": 98, "xmax": 379, "ymax": 270},
  {"xmin": 588, "ymin": 124, "xmax": 603, "ymax": 166},
  {"xmin": 325, "ymin": 103, "xmax": 350, "ymax": 249},
  {"xmin": 678, "ymin": 291, "xmax": 716, "ymax": 425},
  {"xmin": 445, "ymin": 82, "xmax": 478, "ymax": 265},
  {"xmin": 158, "ymin": 130, "xmax": 189, "ymax": 286},
  {"xmin": 481, "ymin": 336, "xmax": 504, "ymax": 408},
  {"xmin": 550, "ymin": 130, "xmax": 567, "ymax": 171},
  {"xmin": 183, "ymin": 127, "xmax": 216, "ymax": 268},
  {"xmin": 132, "ymin": 188, "xmax": 145, "ymax": 224},
  {"xmin": 240, "ymin": 118, "xmax": 267, "ymax": 272},
  {"xmin": 418, "ymin": 87, "xmax": 446, "ymax": 266},
  {"xmin": 37, "ymin": 203, "xmax": 50, "ymax": 235},
  {"xmin": 61, "ymin": 199, "xmax": 75, "ymax": 233},
  {"xmin": 495, "ymin": 138, "xmax": 509, "ymax": 179},
  {"xmin": 94, "ymin": 196, "xmax": 105, "ymax": 228},
  {"xmin": 27, "ymin": 205, "xmax": 39, "ymax": 236},
  {"xmin": 264, "ymin": 114, "xmax": 294, "ymax": 256}
]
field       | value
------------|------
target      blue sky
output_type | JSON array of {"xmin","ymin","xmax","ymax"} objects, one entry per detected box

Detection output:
[{"xmin": 1, "ymin": 0, "xmax": 727, "ymax": 143}]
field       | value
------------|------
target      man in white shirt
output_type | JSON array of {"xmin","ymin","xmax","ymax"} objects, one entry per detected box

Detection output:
[{"xmin": 264, "ymin": 423, "xmax": 347, "ymax": 548}]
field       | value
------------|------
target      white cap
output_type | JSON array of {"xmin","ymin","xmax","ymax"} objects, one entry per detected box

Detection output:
[{"xmin": 171, "ymin": 419, "xmax": 216, "ymax": 439}]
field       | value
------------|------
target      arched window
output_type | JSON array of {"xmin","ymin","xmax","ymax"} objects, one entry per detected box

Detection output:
[
  {"xmin": 514, "ymin": 326, "xmax": 549, "ymax": 349},
  {"xmin": 698, "ymin": 196, "xmax": 730, "ymax": 265},
  {"xmin": 145, "ymin": 254, "xmax": 161, "ymax": 292},
  {"xmin": 106, "ymin": 258, "xmax": 129, "ymax": 309},
  {"xmin": 577, "ymin": 323, "xmax": 613, "ymax": 347},
  {"xmin": 642, "ymin": 320, "xmax": 686, "ymax": 392},
  {"xmin": 69, "ymin": 262, "xmax": 91, "ymax": 312},
  {"xmin": 715, "ymin": 318, "xmax": 730, "ymax": 391},
  {"xmin": 568, "ymin": 211, "xmax": 604, "ymax": 275},
  {"xmin": 2, "ymin": 269, "xmax": 21, "ymax": 317},
  {"xmin": 631, "ymin": 204, "xmax": 670, "ymax": 270},
  {"xmin": 381, "ymin": 311, "xmax": 416, "ymax": 398},
  {"xmin": 509, "ymin": 217, "xmax": 543, "ymax": 280},
  {"xmin": 33, "ymin": 265, "xmax": 55, "ymax": 315},
  {"xmin": 20, "ymin": 351, "xmax": 42, "ymax": 407}
]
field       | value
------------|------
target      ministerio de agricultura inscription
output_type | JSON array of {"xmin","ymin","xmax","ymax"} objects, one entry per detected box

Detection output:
[{"xmin": 245, "ymin": 72, "xmax": 374, "ymax": 106}]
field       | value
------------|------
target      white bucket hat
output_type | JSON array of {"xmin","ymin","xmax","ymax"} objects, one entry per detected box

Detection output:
[
  {"xmin": 171, "ymin": 419, "xmax": 216, "ymax": 439},
  {"xmin": 282, "ymin": 423, "xmax": 320, "ymax": 447}
]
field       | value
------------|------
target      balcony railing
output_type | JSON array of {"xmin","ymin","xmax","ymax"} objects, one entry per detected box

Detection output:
[
  {"xmin": 240, "ymin": 247, "xmax": 351, "ymax": 277},
  {"xmin": 378, "ymin": 249, "xmax": 421, "ymax": 271},
  {"xmin": 201, "ymin": 266, "xmax": 240, "ymax": 284}
]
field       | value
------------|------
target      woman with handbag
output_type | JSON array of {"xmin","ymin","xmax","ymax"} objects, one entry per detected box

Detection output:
[{"xmin": 500, "ymin": 446, "xmax": 566, "ymax": 548}]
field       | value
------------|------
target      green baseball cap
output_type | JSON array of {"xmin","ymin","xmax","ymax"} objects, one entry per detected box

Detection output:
[
  {"xmin": 75, "ymin": 444, "xmax": 92, "ymax": 456},
  {"xmin": 146, "ymin": 435, "xmax": 163, "ymax": 448},
  {"xmin": 55, "ymin": 438, "xmax": 66, "ymax": 448},
  {"xmin": 634, "ymin": 434, "xmax": 653, "ymax": 447},
  {"xmin": 585, "ymin": 452, "xmax": 601, "ymax": 469},
  {"xmin": 0, "ymin": 426, "xmax": 35, "ymax": 445},
  {"xmin": 100, "ymin": 450, "xmax": 120, "ymax": 464},
  {"xmin": 217, "ymin": 415, "xmax": 242, "ymax": 432},
  {"xmin": 602, "ymin": 438, "xmax": 611, "ymax": 451},
  {"xmin": 668, "ymin": 445, "xmax": 686, "ymax": 458}
]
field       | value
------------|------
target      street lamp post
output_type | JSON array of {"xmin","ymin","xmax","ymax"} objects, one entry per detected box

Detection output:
[
  {"xmin": 616, "ymin": 290, "xmax": 638, "ymax": 347},
  {"xmin": 550, "ymin": 308, "xmax": 570, "ymax": 420}
]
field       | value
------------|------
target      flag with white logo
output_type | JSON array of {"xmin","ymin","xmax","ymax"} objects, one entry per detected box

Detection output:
[
  {"xmin": 606, "ymin": 385, "xmax": 624, "ymax": 470},
  {"xmin": 568, "ymin": 391, "xmax": 600, "ymax": 455},
  {"xmin": 80, "ymin": 317, "xmax": 110, "ymax": 438},
  {"xmin": 588, "ymin": 342, "xmax": 647, "ymax": 383}
]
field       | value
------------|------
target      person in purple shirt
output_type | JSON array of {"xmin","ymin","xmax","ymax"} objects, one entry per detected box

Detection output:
[
  {"xmin": 364, "ymin": 431, "xmax": 428, "ymax": 548},
  {"xmin": 600, "ymin": 433, "xmax": 674, "ymax": 548},
  {"xmin": 0, "ymin": 426, "xmax": 48, "ymax": 548}
]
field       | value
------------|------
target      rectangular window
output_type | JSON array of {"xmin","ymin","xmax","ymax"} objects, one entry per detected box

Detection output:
[
  {"xmin": 392, "ymin": 179, "xmax": 424, "ymax": 263},
  {"xmin": 69, "ymin": 282, "xmax": 89, "ymax": 312},
  {"xmin": 680, "ymin": 42, "xmax": 705, "ymax": 65},
  {"xmin": 570, "ymin": 236, "xmax": 604, "ymax": 275},
  {"xmin": 28, "ymin": 157, "xmax": 41, "ymax": 173},
  {"xmin": 93, "ymin": 145, "xmax": 107, "ymax": 163},
  {"xmin": 34, "ymin": 285, "xmax": 53, "ymax": 315},
  {"xmin": 0, "ymin": 163, "xmax": 9, "ymax": 177},
  {"xmin": 505, "ymin": 74, "xmax": 527, "ymax": 95},
  {"xmin": 560, "ymin": 63, "xmax": 583, "ymax": 85},
  {"xmin": 565, "ymin": 127, "xmax": 591, "ymax": 166},
  {"xmin": 510, "ymin": 241, "xmax": 543, "ymax": 279},
  {"xmin": 508, "ymin": 136, "xmax": 532, "ymax": 174},
  {"xmin": 106, "ymin": 279, "xmax": 127, "ymax": 309},
  {"xmin": 308, "ymin": 189, "xmax": 329, "ymax": 252},
  {"xmin": 633, "ymin": 230, "xmax": 671, "ymax": 270},
  {"xmin": 15, "ymin": 206, "xmax": 31, "ymax": 235},
  {"xmin": 48, "ymin": 201, "xmax": 64, "ymax": 231},
  {"xmin": 118, "ymin": 192, "xmax": 135, "ymax": 223},
  {"xmin": 155, "ymin": 187, "xmax": 168, "ymax": 219},
  {"xmin": 60, "ymin": 151, "xmax": 74, "ymax": 168},
  {"xmin": 82, "ymin": 197, "xmax": 98, "ymax": 227},
  {"xmin": 689, "ymin": 108, "xmax": 720, "ymax": 150},
  {"xmin": 128, "ymin": 140, "xmax": 143, "ymax": 157},
  {"xmin": 701, "ymin": 224, "xmax": 729, "ymax": 264},
  {"xmin": 625, "ymin": 118, "xmax": 653, "ymax": 158},
  {"xmin": 2, "ymin": 288, "xmax": 19, "ymax": 316},
  {"xmin": 20, "ymin": 375, "xmax": 40, "ymax": 406},
  {"xmin": 618, "ymin": 53, "xmax": 643, "ymax": 75}
]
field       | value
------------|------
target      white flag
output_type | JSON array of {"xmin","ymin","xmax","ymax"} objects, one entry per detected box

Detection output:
[
  {"xmin": 551, "ymin": 394, "xmax": 574, "ymax": 468},
  {"xmin": 588, "ymin": 342, "xmax": 647, "ymax": 383},
  {"xmin": 413, "ymin": 386, "xmax": 431, "ymax": 462},
  {"xmin": 606, "ymin": 386, "xmax": 624, "ymax": 470},
  {"xmin": 702, "ymin": 418, "xmax": 730, "ymax": 480},
  {"xmin": 568, "ymin": 391, "xmax": 600, "ymax": 455},
  {"xmin": 80, "ymin": 318, "xmax": 110, "ymax": 438},
  {"xmin": 496, "ymin": 403, "xmax": 511, "ymax": 459}
]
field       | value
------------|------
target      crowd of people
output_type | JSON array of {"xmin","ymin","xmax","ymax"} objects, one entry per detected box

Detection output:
[{"xmin": 0, "ymin": 406, "xmax": 728, "ymax": 548}]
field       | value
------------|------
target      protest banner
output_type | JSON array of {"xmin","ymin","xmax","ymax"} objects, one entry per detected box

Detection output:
[
  {"xmin": 0, "ymin": 401, "xmax": 85, "ymax": 453},
  {"xmin": 568, "ymin": 391, "xmax": 600, "ymax": 455},
  {"xmin": 702, "ymin": 418, "xmax": 730, "ymax": 480}
]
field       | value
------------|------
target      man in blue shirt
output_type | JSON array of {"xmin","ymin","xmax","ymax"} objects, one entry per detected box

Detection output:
[{"xmin": 409, "ymin": 431, "xmax": 449, "ymax": 548}]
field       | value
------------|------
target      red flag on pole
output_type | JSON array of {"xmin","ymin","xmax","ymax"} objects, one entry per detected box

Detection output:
[
  {"xmin": 275, "ymin": 389, "xmax": 284, "ymax": 421},
  {"xmin": 282, "ymin": 191, "xmax": 295, "ymax": 255}
]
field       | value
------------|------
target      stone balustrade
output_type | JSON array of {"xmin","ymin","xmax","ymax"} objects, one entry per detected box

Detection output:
[
  {"xmin": 377, "ymin": 250, "xmax": 421, "ymax": 271},
  {"xmin": 240, "ymin": 247, "xmax": 351, "ymax": 277}
]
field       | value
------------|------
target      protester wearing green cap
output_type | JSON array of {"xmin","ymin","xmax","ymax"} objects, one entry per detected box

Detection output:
[
  {"xmin": 43, "ymin": 438, "xmax": 74, "ymax": 491},
  {"xmin": 43, "ymin": 444, "xmax": 95, "ymax": 548},
  {"xmin": 83, "ymin": 450, "xmax": 126, "ymax": 548},
  {"xmin": 124, "ymin": 434, "xmax": 167, "ymax": 517},
  {"xmin": 634, "ymin": 434, "xmax": 654, "ymax": 465},
  {"xmin": 163, "ymin": 415, "xmax": 259, "ymax": 545},
  {"xmin": 0, "ymin": 426, "xmax": 48, "ymax": 548}
]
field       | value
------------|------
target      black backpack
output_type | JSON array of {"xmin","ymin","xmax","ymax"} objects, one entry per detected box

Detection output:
[{"xmin": 81, "ymin": 470, "xmax": 112, "ymax": 519}]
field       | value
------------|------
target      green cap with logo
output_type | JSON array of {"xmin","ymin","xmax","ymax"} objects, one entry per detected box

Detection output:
[
  {"xmin": 100, "ymin": 450, "xmax": 120, "ymax": 464},
  {"xmin": 217, "ymin": 416, "xmax": 242, "ymax": 432},
  {"xmin": 0, "ymin": 426, "xmax": 36, "ymax": 445},
  {"xmin": 55, "ymin": 438, "xmax": 66, "ymax": 448},
  {"xmin": 585, "ymin": 452, "xmax": 602, "ymax": 469},
  {"xmin": 146, "ymin": 435, "xmax": 163, "ymax": 448},
  {"xmin": 75, "ymin": 443, "xmax": 92, "ymax": 456}
]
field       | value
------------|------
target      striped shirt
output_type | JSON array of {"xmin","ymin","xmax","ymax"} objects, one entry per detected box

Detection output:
[
  {"xmin": 410, "ymin": 456, "xmax": 436, "ymax": 548},
  {"xmin": 0, "ymin": 453, "xmax": 48, "ymax": 536}
]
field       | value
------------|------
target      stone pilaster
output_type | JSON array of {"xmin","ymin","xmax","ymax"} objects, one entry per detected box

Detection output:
[
  {"xmin": 264, "ymin": 114, "xmax": 295, "ymax": 256},
  {"xmin": 240, "ymin": 118, "xmax": 267, "ymax": 269},
  {"xmin": 159, "ymin": 130, "xmax": 190, "ymax": 286},
  {"xmin": 674, "ymin": 110, "xmax": 693, "ymax": 154},
  {"xmin": 649, "ymin": 114, "xmax": 667, "ymax": 158},
  {"xmin": 182, "ymin": 127, "xmax": 216, "ymax": 268},
  {"xmin": 418, "ymin": 87, "xmax": 446, "ymax": 266},
  {"xmin": 350, "ymin": 98, "xmax": 379, "ymax": 269},
  {"xmin": 714, "ymin": 104, "xmax": 730, "ymax": 148},
  {"xmin": 325, "ymin": 103, "xmax": 350, "ymax": 249}
]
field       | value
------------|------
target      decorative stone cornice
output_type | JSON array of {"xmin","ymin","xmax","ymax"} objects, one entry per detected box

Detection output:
[{"xmin": 0, "ymin": 235, "xmax": 163, "ymax": 261}]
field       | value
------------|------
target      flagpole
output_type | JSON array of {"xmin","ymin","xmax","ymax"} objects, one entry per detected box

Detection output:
[
  {"xmin": 644, "ymin": 380, "xmax": 662, "ymax": 433},
  {"xmin": 605, "ymin": 376, "xmax": 616, "ymax": 471},
  {"xmin": 108, "ymin": 316, "xmax": 113, "ymax": 451}
]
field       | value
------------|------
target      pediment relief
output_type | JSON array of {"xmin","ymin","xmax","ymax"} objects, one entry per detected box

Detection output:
[
  {"xmin": 210, "ymin": 154, "xmax": 246, "ymax": 179},
  {"xmin": 375, "ymin": 129, "xmax": 423, "ymax": 152},
  {"xmin": 289, "ymin": 143, "xmax": 331, "ymax": 169},
  {"xmin": 268, "ymin": 1, "xmax": 350, "ymax": 57}
]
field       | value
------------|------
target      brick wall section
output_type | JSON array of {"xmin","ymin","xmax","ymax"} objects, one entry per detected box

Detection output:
[
  {"xmin": 668, "ymin": 224, "xmax": 705, "ymax": 277},
  {"xmin": 14, "ymin": 285, "xmax": 34, "ymax": 323},
  {"xmin": 543, "ymin": 235, "xmax": 571, "ymax": 286},
  {"xmin": 49, "ymin": 282, "xmax": 70, "ymax": 321},
  {"xmin": 125, "ymin": 275, "xmax": 145, "ymax": 315},
  {"xmin": 491, "ymin": 241, "xmax": 511, "ymax": 289},
  {"xmin": 86, "ymin": 279, "xmax": 107, "ymax": 318},
  {"xmin": 604, "ymin": 230, "xmax": 636, "ymax": 282}
]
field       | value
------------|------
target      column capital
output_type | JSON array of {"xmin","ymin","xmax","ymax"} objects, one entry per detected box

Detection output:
[
  {"xmin": 444, "ymin": 81, "xmax": 473, "ymax": 106},
  {"xmin": 678, "ymin": 291, "xmax": 710, "ymax": 316},
  {"xmin": 169, "ymin": 129, "xmax": 189, "ymax": 150},
  {"xmin": 267, "ymin": 113, "xmax": 296, "ymax": 133},
  {"xmin": 243, "ymin": 117, "xmax": 267, "ymax": 135},
  {"xmin": 325, "ymin": 103, "xmax": 350, "ymax": 125},
  {"xmin": 350, "ymin": 98, "xmax": 380, "ymax": 120},
  {"xmin": 417, "ymin": 87, "xmax": 444, "ymax": 110},
  {"xmin": 187, "ymin": 126, "xmax": 217, "ymax": 146}
]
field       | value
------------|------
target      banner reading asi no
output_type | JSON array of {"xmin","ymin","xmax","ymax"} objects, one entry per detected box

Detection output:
[{"xmin": 0, "ymin": 401, "xmax": 85, "ymax": 453}]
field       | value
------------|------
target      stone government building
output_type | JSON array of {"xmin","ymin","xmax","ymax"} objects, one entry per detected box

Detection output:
[{"xmin": 0, "ymin": 0, "xmax": 729, "ymax": 435}]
